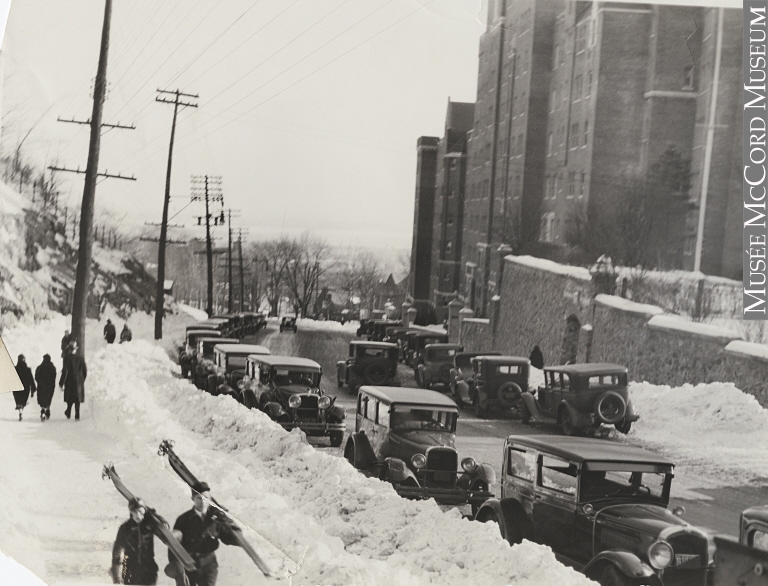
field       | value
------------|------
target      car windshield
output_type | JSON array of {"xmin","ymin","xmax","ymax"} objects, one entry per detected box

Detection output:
[
  {"xmin": 199, "ymin": 341, "xmax": 219, "ymax": 356},
  {"xmin": 429, "ymin": 349, "xmax": 457, "ymax": 361},
  {"xmin": 391, "ymin": 407, "xmax": 457, "ymax": 432},
  {"xmin": 580, "ymin": 467, "xmax": 671, "ymax": 503},
  {"xmin": 272, "ymin": 368, "xmax": 320, "ymax": 387},
  {"xmin": 226, "ymin": 354, "xmax": 250, "ymax": 371}
]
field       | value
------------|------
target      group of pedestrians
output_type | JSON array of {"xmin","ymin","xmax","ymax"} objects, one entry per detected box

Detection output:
[
  {"xmin": 104, "ymin": 319, "xmax": 133, "ymax": 344},
  {"xmin": 112, "ymin": 481, "xmax": 238, "ymax": 586}
]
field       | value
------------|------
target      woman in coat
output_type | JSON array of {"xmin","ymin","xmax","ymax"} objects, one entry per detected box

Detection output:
[
  {"xmin": 35, "ymin": 354, "xmax": 57, "ymax": 421},
  {"xmin": 59, "ymin": 341, "xmax": 87, "ymax": 420},
  {"xmin": 13, "ymin": 355, "xmax": 36, "ymax": 421}
]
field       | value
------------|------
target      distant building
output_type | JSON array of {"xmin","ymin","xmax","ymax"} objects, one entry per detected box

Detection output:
[{"xmin": 410, "ymin": 136, "xmax": 440, "ymax": 300}]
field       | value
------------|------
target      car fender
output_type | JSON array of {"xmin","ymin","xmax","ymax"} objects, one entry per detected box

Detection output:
[
  {"xmin": 328, "ymin": 404, "xmax": 346, "ymax": 421},
  {"xmin": 520, "ymin": 392, "xmax": 543, "ymax": 419},
  {"xmin": 216, "ymin": 383, "xmax": 236, "ymax": 398},
  {"xmin": 383, "ymin": 457, "xmax": 419, "ymax": 485},
  {"xmin": 625, "ymin": 398, "xmax": 640, "ymax": 422},
  {"xmin": 582, "ymin": 551, "xmax": 656, "ymax": 580},
  {"xmin": 475, "ymin": 498, "xmax": 533, "ymax": 544},
  {"xmin": 457, "ymin": 462, "xmax": 496, "ymax": 489},
  {"xmin": 345, "ymin": 432, "xmax": 377, "ymax": 470},
  {"xmin": 263, "ymin": 401, "xmax": 287, "ymax": 420},
  {"xmin": 455, "ymin": 380, "xmax": 469, "ymax": 402}
]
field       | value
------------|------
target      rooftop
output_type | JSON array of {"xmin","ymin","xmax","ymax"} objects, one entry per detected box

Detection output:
[{"xmin": 544, "ymin": 363, "xmax": 627, "ymax": 376}]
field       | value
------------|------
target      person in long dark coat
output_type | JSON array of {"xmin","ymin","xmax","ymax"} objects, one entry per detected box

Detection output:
[
  {"xmin": 61, "ymin": 330, "xmax": 72, "ymax": 358},
  {"xmin": 59, "ymin": 341, "xmax": 87, "ymax": 420},
  {"xmin": 120, "ymin": 324, "xmax": 133, "ymax": 344},
  {"xmin": 35, "ymin": 354, "xmax": 57, "ymax": 421},
  {"xmin": 13, "ymin": 355, "xmax": 36, "ymax": 421},
  {"xmin": 104, "ymin": 319, "xmax": 117, "ymax": 344},
  {"xmin": 529, "ymin": 345, "xmax": 544, "ymax": 370}
]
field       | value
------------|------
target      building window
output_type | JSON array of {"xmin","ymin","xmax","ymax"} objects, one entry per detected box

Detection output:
[
  {"xmin": 550, "ymin": 89, "xmax": 556, "ymax": 113},
  {"xmin": 576, "ymin": 21, "xmax": 587, "ymax": 54},
  {"xmin": 567, "ymin": 172, "xmax": 576, "ymax": 198},
  {"xmin": 683, "ymin": 65, "xmax": 695, "ymax": 90},
  {"xmin": 547, "ymin": 132, "xmax": 553, "ymax": 156},
  {"xmin": 517, "ymin": 134, "xmax": 524, "ymax": 157},
  {"xmin": 583, "ymin": 120, "xmax": 589, "ymax": 146},
  {"xmin": 573, "ymin": 76, "xmax": 582, "ymax": 101},
  {"xmin": 554, "ymin": 45, "xmax": 560, "ymax": 69},
  {"xmin": 554, "ymin": 174, "xmax": 560, "ymax": 197},
  {"xmin": 587, "ymin": 72, "xmax": 592, "ymax": 97},
  {"xmin": 540, "ymin": 212, "xmax": 556, "ymax": 242},
  {"xmin": 579, "ymin": 171, "xmax": 586, "ymax": 197},
  {"xmin": 562, "ymin": 81, "xmax": 568, "ymax": 104},
  {"xmin": 570, "ymin": 123, "xmax": 579, "ymax": 150},
  {"xmin": 544, "ymin": 175, "xmax": 552, "ymax": 198}
]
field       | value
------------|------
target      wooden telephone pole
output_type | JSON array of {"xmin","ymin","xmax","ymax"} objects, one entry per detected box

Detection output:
[
  {"xmin": 192, "ymin": 175, "xmax": 223, "ymax": 316},
  {"xmin": 154, "ymin": 89, "xmax": 198, "ymax": 339}
]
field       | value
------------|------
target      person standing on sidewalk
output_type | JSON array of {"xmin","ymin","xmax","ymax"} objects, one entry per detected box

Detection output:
[
  {"xmin": 59, "ymin": 341, "xmax": 87, "ymax": 420},
  {"xmin": 61, "ymin": 330, "xmax": 72, "ymax": 358},
  {"xmin": 104, "ymin": 319, "xmax": 117, "ymax": 344},
  {"xmin": 35, "ymin": 354, "xmax": 57, "ymax": 421},
  {"xmin": 13, "ymin": 355, "xmax": 36, "ymax": 421}
]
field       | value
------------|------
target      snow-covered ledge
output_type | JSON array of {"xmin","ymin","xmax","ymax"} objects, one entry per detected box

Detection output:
[
  {"xmin": 463, "ymin": 317, "xmax": 490, "ymax": 325},
  {"xmin": 505, "ymin": 255, "xmax": 592, "ymax": 282},
  {"xmin": 724, "ymin": 340, "xmax": 768, "ymax": 364},
  {"xmin": 595, "ymin": 294, "xmax": 665, "ymax": 319},
  {"xmin": 647, "ymin": 314, "xmax": 742, "ymax": 344}
]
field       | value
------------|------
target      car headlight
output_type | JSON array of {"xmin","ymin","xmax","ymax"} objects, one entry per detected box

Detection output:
[
  {"xmin": 648, "ymin": 540, "xmax": 674, "ymax": 570},
  {"xmin": 237, "ymin": 380, "xmax": 245, "ymax": 389},
  {"xmin": 461, "ymin": 457, "xmax": 477, "ymax": 473},
  {"xmin": 288, "ymin": 395, "xmax": 302, "ymax": 408},
  {"xmin": 411, "ymin": 453, "xmax": 427, "ymax": 469},
  {"xmin": 318, "ymin": 396, "xmax": 331, "ymax": 409}
]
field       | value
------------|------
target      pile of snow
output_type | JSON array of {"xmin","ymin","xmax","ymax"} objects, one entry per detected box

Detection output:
[
  {"xmin": 627, "ymin": 380, "xmax": 768, "ymax": 486},
  {"xmin": 92, "ymin": 243, "xmax": 131, "ymax": 275},
  {"xmin": 0, "ymin": 314, "xmax": 593, "ymax": 586},
  {"xmin": 176, "ymin": 303, "xmax": 209, "ymax": 322},
  {"xmin": 295, "ymin": 317, "xmax": 359, "ymax": 333},
  {"xmin": 505, "ymin": 255, "xmax": 592, "ymax": 281}
]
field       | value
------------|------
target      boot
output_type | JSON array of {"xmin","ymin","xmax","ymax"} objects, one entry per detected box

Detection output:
[
  {"xmin": 46, "ymin": 409, "xmax": 51, "ymax": 420},
  {"xmin": 18, "ymin": 410, "xmax": 22, "ymax": 421},
  {"xmin": 41, "ymin": 409, "xmax": 45, "ymax": 422}
]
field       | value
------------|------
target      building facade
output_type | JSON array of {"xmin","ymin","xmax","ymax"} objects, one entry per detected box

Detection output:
[{"xmin": 410, "ymin": 136, "xmax": 439, "ymax": 300}]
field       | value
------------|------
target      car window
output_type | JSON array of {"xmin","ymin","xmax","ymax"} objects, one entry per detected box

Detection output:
[
  {"xmin": 357, "ymin": 394, "xmax": 367, "ymax": 417},
  {"xmin": 751, "ymin": 529, "xmax": 768, "ymax": 551},
  {"xmin": 497, "ymin": 365, "xmax": 520, "ymax": 375},
  {"xmin": 228, "ymin": 355, "xmax": 248, "ymax": 370},
  {"xmin": 547, "ymin": 372, "xmax": 561, "ymax": 389},
  {"xmin": 587, "ymin": 374, "xmax": 624, "ymax": 388},
  {"xmin": 561, "ymin": 374, "xmax": 571, "ymax": 391},
  {"xmin": 363, "ymin": 348, "xmax": 385, "ymax": 358},
  {"xmin": 539, "ymin": 455, "xmax": 578, "ymax": 497},
  {"xmin": 430, "ymin": 349, "xmax": 457, "ymax": 360},
  {"xmin": 581, "ymin": 470, "xmax": 667, "ymax": 501},
  {"xmin": 391, "ymin": 408, "xmax": 457, "ymax": 432},
  {"xmin": 378, "ymin": 402, "xmax": 390, "ymax": 427},
  {"xmin": 507, "ymin": 447, "xmax": 536, "ymax": 482}
]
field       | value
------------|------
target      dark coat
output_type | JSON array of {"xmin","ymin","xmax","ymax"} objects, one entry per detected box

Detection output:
[
  {"xmin": 112, "ymin": 518, "xmax": 159, "ymax": 585},
  {"xmin": 170, "ymin": 508, "xmax": 237, "ymax": 569},
  {"xmin": 61, "ymin": 334, "xmax": 72, "ymax": 355},
  {"xmin": 120, "ymin": 326, "xmax": 133, "ymax": 343},
  {"xmin": 13, "ymin": 360, "xmax": 36, "ymax": 408},
  {"xmin": 35, "ymin": 358, "xmax": 57, "ymax": 409},
  {"xmin": 529, "ymin": 345, "xmax": 544, "ymax": 370},
  {"xmin": 60, "ymin": 352, "xmax": 87, "ymax": 404},
  {"xmin": 104, "ymin": 322, "xmax": 117, "ymax": 344}
]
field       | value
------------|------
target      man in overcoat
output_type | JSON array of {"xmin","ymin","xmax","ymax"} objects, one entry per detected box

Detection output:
[
  {"xmin": 59, "ymin": 341, "xmax": 87, "ymax": 420},
  {"xmin": 35, "ymin": 354, "xmax": 57, "ymax": 421}
]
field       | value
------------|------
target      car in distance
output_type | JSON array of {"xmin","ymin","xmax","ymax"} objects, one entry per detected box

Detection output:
[
  {"xmin": 404, "ymin": 330, "xmax": 449, "ymax": 369},
  {"xmin": 208, "ymin": 343, "xmax": 270, "ymax": 395},
  {"xmin": 475, "ymin": 435, "xmax": 715, "ymax": 586},
  {"xmin": 521, "ymin": 363, "xmax": 639, "ymax": 435},
  {"xmin": 241, "ymin": 355, "xmax": 346, "ymax": 446},
  {"xmin": 471, "ymin": 355, "xmax": 530, "ymax": 418},
  {"xmin": 279, "ymin": 315, "xmax": 298, "ymax": 333},
  {"xmin": 344, "ymin": 386, "xmax": 494, "ymax": 516},
  {"xmin": 415, "ymin": 343, "xmax": 463, "ymax": 390},
  {"xmin": 367, "ymin": 319, "xmax": 403, "ymax": 342},
  {"xmin": 193, "ymin": 337, "xmax": 239, "ymax": 389},
  {"xmin": 712, "ymin": 505, "xmax": 768, "ymax": 585},
  {"xmin": 449, "ymin": 351, "xmax": 501, "ymax": 408},
  {"xmin": 336, "ymin": 341, "xmax": 400, "ymax": 392},
  {"xmin": 179, "ymin": 329, "xmax": 221, "ymax": 378}
]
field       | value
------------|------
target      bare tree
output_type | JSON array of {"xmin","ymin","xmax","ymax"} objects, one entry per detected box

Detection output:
[
  {"xmin": 284, "ymin": 235, "xmax": 330, "ymax": 317},
  {"xmin": 255, "ymin": 237, "xmax": 300, "ymax": 316},
  {"xmin": 333, "ymin": 251, "xmax": 384, "ymax": 310}
]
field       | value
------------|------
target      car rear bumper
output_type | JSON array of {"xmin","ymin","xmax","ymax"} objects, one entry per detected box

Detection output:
[{"xmin": 394, "ymin": 486, "xmax": 493, "ymax": 506}]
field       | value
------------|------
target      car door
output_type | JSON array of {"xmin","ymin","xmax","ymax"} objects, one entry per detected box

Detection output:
[
  {"xmin": 502, "ymin": 444, "xmax": 537, "ymax": 517},
  {"xmin": 532, "ymin": 454, "xmax": 580, "ymax": 557}
]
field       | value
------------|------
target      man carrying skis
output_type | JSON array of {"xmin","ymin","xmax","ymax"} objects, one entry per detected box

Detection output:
[
  {"xmin": 168, "ymin": 481, "xmax": 238, "ymax": 586},
  {"xmin": 111, "ymin": 498, "xmax": 163, "ymax": 585}
]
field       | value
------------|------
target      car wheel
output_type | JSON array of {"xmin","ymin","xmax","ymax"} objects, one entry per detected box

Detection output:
[
  {"xmin": 594, "ymin": 391, "xmax": 627, "ymax": 424},
  {"xmin": 597, "ymin": 565, "xmax": 632, "ymax": 586},
  {"xmin": 559, "ymin": 407, "xmax": 576, "ymax": 436},
  {"xmin": 496, "ymin": 382, "xmax": 523, "ymax": 410},
  {"xmin": 330, "ymin": 431, "xmax": 344, "ymax": 448},
  {"xmin": 363, "ymin": 361, "xmax": 389, "ymax": 385},
  {"xmin": 615, "ymin": 419, "xmax": 632, "ymax": 434}
]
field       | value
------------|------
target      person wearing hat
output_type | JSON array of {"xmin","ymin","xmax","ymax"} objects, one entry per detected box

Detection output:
[
  {"xmin": 168, "ymin": 481, "xmax": 238, "ymax": 586},
  {"xmin": 104, "ymin": 319, "xmax": 117, "ymax": 344},
  {"xmin": 120, "ymin": 323, "xmax": 133, "ymax": 344},
  {"xmin": 111, "ymin": 498, "xmax": 164, "ymax": 585},
  {"xmin": 59, "ymin": 340, "xmax": 87, "ymax": 420},
  {"xmin": 35, "ymin": 354, "xmax": 57, "ymax": 421},
  {"xmin": 61, "ymin": 330, "xmax": 72, "ymax": 358},
  {"xmin": 13, "ymin": 355, "xmax": 36, "ymax": 421}
]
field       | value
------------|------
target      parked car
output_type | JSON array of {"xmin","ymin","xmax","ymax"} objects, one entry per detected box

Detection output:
[
  {"xmin": 193, "ymin": 337, "xmax": 239, "ymax": 389},
  {"xmin": 208, "ymin": 343, "xmax": 270, "ymax": 395},
  {"xmin": 344, "ymin": 386, "xmax": 494, "ymax": 515},
  {"xmin": 472, "ymin": 355, "xmax": 530, "ymax": 418},
  {"xmin": 179, "ymin": 329, "xmax": 221, "ymax": 378},
  {"xmin": 240, "ymin": 355, "xmax": 346, "ymax": 446},
  {"xmin": 367, "ymin": 320, "xmax": 403, "ymax": 342},
  {"xmin": 337, "ymin": 341, "xmax": 400, "ymax": 392},
  {"xmin": 415, "ymin": 343, "xmax": 464, "ymax": 390},
  {"xmin": 475, "ymin": 435, "xmax": 715, "ymax": 586},
  {"xmin": 356, "ymin": 318, "xmax": 370, "ymax": 338},
  {"xmin": 521, "ymin": 363, "xmax": 639, "ymax": 435},
  {"xmin": 404, "ymin": 330, "xmax": 449, "ymax": 368},
  {"xmin": 449, "ymin": 351, "xmax": 501, "ymax": 408},
  {"xmin": 711, "ymin": 505, "xmax": 768, "ymax": 585},
  {"xmin": 279, "ymin": 315, "xmax": 298, "ymax": 333},
  {"xmin": 395, "ymin": 328, "xmax": 420, "ymax": 362}
]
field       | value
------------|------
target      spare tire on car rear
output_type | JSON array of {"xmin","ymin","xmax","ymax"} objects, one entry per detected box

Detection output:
[
  {"xmin": 594, "ymin": 391, "xmax": 627, "ymax": 424},
  {"xmin": 496, "ymin": 382, "xmax": 523, "ymax": 409},
  {"xmin": 363, "ymin": 361, "xmax": 390, "ymax": 385}
]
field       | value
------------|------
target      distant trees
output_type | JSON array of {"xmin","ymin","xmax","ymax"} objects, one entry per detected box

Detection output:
[{"xmin": 333, "ymin": 251, "xmax": 385, "ymax": 310}]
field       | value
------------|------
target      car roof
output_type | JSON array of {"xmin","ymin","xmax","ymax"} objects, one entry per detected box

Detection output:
[
  {"xmin": 360, "ymin": 385, "xmax": 459, "ymax": 409},
  {"xmin": 544, "ymin": 363, "xmax": 628, "ymax": 376},
  {"xmin": 187, "ymin": 323, "xmax": 221, "ymax": 330},
  {"xmin": 456, "ymin": 351, "xmax": 501, "ymax": 358},
  {"xmin": 247, "ymin": 355, "xmax": 321, "ymax": 369},
  {"xmin": 349, "ymin": 341, "xmax": 398, "ymax": 349},
  {"xmin": 187, "ymin": 329, "xmax": 221, "ymax": 335},
  {"xmin": 409, "ymin": 331, "xmax": 449, "ymax": 338},
  {"xmin": 477, "ymin": 355, "xmax": 530, "ymax": 365},
  {"xmin": 425, "ymin": 343, "xmax": 463, "ymax": 350},
  {"xmin": 505, "ymin": 435, "xmax": 674, "ymax": 466},
  {"xmin": 742, "ymin": 505, "xmax": 768, "ymax": 525},
  {"xmin": 201, "ymin": 318, "xmax": 229, "ymax": 325},
  {"xmin": 199, "ymin": 337, "xmax": 238, "ymax": 344},
  {"xmin": 214, "ymin": 344, "xmax": 270, "ymax": 354}
]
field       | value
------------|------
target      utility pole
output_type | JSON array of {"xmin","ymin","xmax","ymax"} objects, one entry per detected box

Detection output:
[
  {"xmin": 227, "ymin": 209, "xmax": 233, "ymax": 313},
  {"xmin": 191, "ymin": 175, "xmax": 223, "ymax": 316},
  {"xmin": 154, "ymin": 89, "xmax": 198, "ymax": 339},
  {"xmin": 238, "ymin": 229, "xmax": 245, "ymax": 312}
]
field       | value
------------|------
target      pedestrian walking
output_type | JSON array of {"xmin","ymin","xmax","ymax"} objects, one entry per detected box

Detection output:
[
  {"xmin": 59, "ymin": 341, "xmax": 87, "ymax": 420},
  {"xmin": 13, "ymin": 355, "xmax": 36, "ymax": 421},
  {"xmin": 167, "ymin": 481, "xmax": 238, "ymax": 586},
  {"xmin": 104, "ymin": 319, "xmax": 117, "ymax": 344},
  {"xmin": 529, "ymin": 345, "xmax": 544, "ymax": 370},
  {"xmin": 111, "ymin": 498, "xmax": 162, "ymax": 585},
  {"xmin": 120, "ymin": 324, "xmax": 133, "ymax": 344},
  {"xmin": 35, "ymin": 354, "xmax": 57, "ymax": 421},
  {"xmin": 61, "ymin": 330, "xmax": 72, "ymax": 358}
]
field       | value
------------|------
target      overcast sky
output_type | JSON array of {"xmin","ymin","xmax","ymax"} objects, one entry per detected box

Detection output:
[{"xmin": 1, "ymin": 0, "xmax": 487, "ymax": 257}]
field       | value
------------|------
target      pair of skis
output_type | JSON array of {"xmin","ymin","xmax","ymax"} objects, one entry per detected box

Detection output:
[{"xmin": 103, "ymin": 442, "xmax": 272, "ymax": 580}]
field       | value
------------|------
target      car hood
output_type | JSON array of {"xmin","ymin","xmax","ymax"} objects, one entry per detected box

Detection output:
[
  {"xmin": 594, "ymin": 502, "xmax": 688, "ymax": 535},
  {"xmin": 393, "ymin": 430, "xmax": 456, "ymax": 449},
  {"xmin": 276, "ymin": 385, "xmax": 320, "ymax": 396}
]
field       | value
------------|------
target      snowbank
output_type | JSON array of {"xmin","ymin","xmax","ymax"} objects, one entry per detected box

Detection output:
[
  {"xmin": 296, "ymin": 317, "xmax": 360, "ymax": 333},
  {"xmin": 505, "ymin": 255, "xmax": 592, "ymax": 281},
  {"xmin": 176, "ymin": 303, "xmax": 209, "ymax": 322},
  {"xmin": 724, "ymin": 340, "xmax": 768, "ymax": 361},
  {"xmin": 594, "ymin": 294, "xmax": 664, "ymax": 318}
]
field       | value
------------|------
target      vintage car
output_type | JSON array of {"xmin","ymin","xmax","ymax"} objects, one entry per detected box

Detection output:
[
  {"xmin": 472, "ymin": 355, "xmax": 530, "ymax": 418},
  {"xmin": 712, "ymin": 505, "xmax": 768, "ymax": 585},
  {"xmin": 179, "ymin": 329, "xmax": 222, "ymax": 378},
  {"xmin": 206, "ymin": 343, "xmax": 269, "ymax": 395},
  {"xmin": 404, "ymin": 330, "xmax": 449, "ymax": 369},
  {"xmin": 367, "ymin": 320, "xmax": 403, "ymax": 342},
  {"xmin": 279, "ymin": 315, "xmax": 298, "ymax": 333},
  {"xmin": 449, "ymin": 351, "xmax": 501, "ymax": 408},
  {"xmin": 193, "ymin": 337, "xmax": 239, "ymax": 389},
  {"xmin": 383, "ymin": 326, "xmax": 408, "ymax": 345},
  {"xmin": 415, "ymin": 343, "xmax": 464, "ymax": 390},
  {"xmin": 240, "ymin": 355, "xmax": 346, "ymax": 446},
  {"xmin": 475, "ymin": 435, "xmax": 715, "ymax": 586},
  {"xmin": 344, "ymin": 386, "xmax": 494, "ymax": 515},
  {"xmin": 337, "ymin": 341, "xmax": 400, "ymax": 392},
  {"xmin": 521, "ymin": 363, "xmax": 639, "ymax": 435}
]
